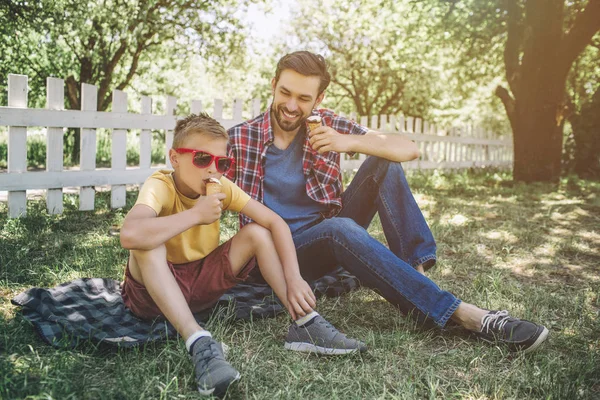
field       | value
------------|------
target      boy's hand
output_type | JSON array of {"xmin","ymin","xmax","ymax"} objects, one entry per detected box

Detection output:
[
  {"xmin": 285, "ymin": 276, "xmax": 317, "ymax": 320},
  {"xmin": 192, "ymin": 193, "xmax": 226, "ymax": 225}
]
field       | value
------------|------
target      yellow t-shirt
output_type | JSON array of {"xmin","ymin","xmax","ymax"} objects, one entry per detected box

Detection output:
[{"xmin": 134, "ymin": 170, "xmax": 251, "ymax": 264}]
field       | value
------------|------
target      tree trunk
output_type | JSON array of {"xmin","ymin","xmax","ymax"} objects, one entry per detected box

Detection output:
[
  {"xmin": 511, "ymin": 77, "xmax": 567, "ymax": 183},
  {"xmin": 497, "ymin": 0, "xmax": 600, "ymax": 182},
  {"xmin": 571, "ymin": 87, "xmax": 600, "ymax": 178},
  {"xmin": 498, "ymin": 0, "xmax": 567, "ymax": 183}
]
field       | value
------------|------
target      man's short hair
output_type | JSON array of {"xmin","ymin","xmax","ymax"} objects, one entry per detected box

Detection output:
[
  {"xmin": 274, "ymin": 51, "xmax": 331, "ymax": 95},
  {"xmin": 172, "ymin": 112, "xmax": 228, "ymax": 149}
]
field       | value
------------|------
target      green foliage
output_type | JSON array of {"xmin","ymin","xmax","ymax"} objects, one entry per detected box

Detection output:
[
  {"xmin": 564, "ymin": 44, "xmax": 600, "ymax": 177},
  {"xmin": 568, "ymin": 86, "xmax": 600, "ymax": 178},
  {"xmin": 433, "ymin": 0, "xmax": 600, "ymax": 181},
  {"xmin": 1, "ymin": 171, "xmax": 599, "ymax": 398},
  {"xmin": 289, "ymin": 0, "xmax": 440, "ymax": 119},
  {"xmin": 0, "ymin": 0, "xmax": 261, "ymax": 167},
  {"xmin": 283, "ymin": 0, "xmax": 512, "ymax": 133},
  {"xmin": 0, "ymin": 0, "xmax": 255, "ymax": 111}
]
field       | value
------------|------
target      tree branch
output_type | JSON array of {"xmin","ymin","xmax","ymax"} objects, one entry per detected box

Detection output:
[
  {"xmin": 332, "ymin": 75, "xmax": 362, "ymax": 115},
  {"xmin": 503, "ymin": 0, "xmax": 523, "ymax": 100},
  {"xmin": 379, "ymin": 81, "xmax": 405, "ymax": 116},
  {"xmin": 495, "ymin": 85, "xmax": 516, "ymax": 131},
  {"xmin": 114, "ymin": 33, "xmax": 156, "ymax": 93},
  {"xmin": 559, "ymin": 0, "xmax": 600, "ymax": 75},
  {"xmin": 97, "ymin": 39, "xmax": 128, "ymax": 111},
  {"xmin": 65, "ymin": 75, "xmax": 80, "ymax": 110}
]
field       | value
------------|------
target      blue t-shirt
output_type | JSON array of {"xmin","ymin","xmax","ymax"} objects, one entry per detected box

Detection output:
[{"xmin": 263, "ymin": 128, "xmax": 328, "ymax": 235}]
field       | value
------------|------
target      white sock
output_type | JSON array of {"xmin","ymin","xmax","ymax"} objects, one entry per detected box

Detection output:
[
  {"xmin": 295, "ymin": 311, "xmax": 319, "ymax": 327},
  {"xmin": 185, "ymin": 330, "xmax": 211, "ymax": 353}
]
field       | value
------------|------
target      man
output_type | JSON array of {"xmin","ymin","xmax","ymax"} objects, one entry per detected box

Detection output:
[{"xmin": 226, "ymin": 51, "xmax": 549, "ymax": 353}]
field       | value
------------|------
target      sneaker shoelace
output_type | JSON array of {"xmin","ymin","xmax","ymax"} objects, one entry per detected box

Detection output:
[
  {"xmin": 317, "ymin": 318, "xmax": 340, "ymax": 334},
  {"xmin": 195, "ymin": 340, "xmax": 222, "ymax": 371},
  {"xmin": 481, "ymin": 310, "xmax": 511, "ymax": 334}
]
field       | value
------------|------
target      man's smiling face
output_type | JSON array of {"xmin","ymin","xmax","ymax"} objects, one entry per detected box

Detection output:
[{"xmin": 271, "ymin": 69, "xmax": 323, "ymax": 133}]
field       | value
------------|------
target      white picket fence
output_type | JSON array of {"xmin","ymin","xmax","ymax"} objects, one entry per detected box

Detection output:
[{"xmin": 0, "ymin": 74, "xmax": 512, "ymax": 218}]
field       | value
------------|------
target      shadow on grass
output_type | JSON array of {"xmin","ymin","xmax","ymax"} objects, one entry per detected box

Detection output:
[
  {"xmin": 1, "ymin": 170, "xmax": 599, "ymax": 399},
  {"xmin": 0, "ymin": 191, "xmax": 135, "ymax": 287},
  {"xmin": 408, "ymin": 171, "xmax": 600, "ymax": 289}
]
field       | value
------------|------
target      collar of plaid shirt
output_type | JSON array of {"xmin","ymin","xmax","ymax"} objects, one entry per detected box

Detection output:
[{"xmin": 227, "ymin": 106, "xmax": 367, "ymax": 226}]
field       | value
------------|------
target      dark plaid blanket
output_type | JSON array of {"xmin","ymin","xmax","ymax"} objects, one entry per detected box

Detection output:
[{"xmin": 11, "ymin": 268, "xmax": 359, "ymax": 349}]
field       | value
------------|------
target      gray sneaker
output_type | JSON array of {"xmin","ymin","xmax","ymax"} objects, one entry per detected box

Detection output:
[
  {"xmin": 190, "ymin": 336, "xmax": 240, "ymax": 397},
  {"xmin": 284, "ymin": 315, "xmax": 367, "ymax": 355},
  {"xmin": 475, "ymin": 310, "xmax": 549, "ymax": 353}
]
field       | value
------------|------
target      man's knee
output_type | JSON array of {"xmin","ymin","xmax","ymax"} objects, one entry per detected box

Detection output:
[
  {"xmin": 375, "ymin": 156, "xmax": 406, "ymax": 176},
  {"xmin": 361, "ymin": 156, "xmax": 406, "ymax": 180},
  {"xmin": 320, "ymin": 217, "xmax": 368, "ymax": 243}
]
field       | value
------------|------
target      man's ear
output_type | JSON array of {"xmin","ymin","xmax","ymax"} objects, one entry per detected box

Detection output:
[
  {"xmin": 271, "ymin": 77, "xmax": 276, "ymax": 95},
  {"xmin": 314, "ymin": 92, "xmax": 325, "ymax": 109},
  {"xmin": 169, "ymin": 148, "xmax": 179, "ymax": 168}
]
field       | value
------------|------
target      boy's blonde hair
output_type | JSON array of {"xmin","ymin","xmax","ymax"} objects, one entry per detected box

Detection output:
[{"xmin": 173, "ymin": 113, "xmax": 228, "ymax": 149}]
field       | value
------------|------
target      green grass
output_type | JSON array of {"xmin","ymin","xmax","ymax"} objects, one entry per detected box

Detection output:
[{"xmin": 1, "ymin": 170, "xmax": 599, "ymax": 399}]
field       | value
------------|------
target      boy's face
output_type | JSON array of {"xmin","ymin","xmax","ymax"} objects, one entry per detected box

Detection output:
[
  {"xmin": 169, "ymin": 134, "xmax": 228, "ymax": 198},
  {"xmin": 271, "ymin": 69, "xmax": 324, "ymax": 133}
]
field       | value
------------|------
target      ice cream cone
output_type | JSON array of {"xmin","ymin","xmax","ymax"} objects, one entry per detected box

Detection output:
[
  {"xmin": 205, "ymin": 178, "xmax": 222, "ymax": 196},
  {"xmin": 306, "ymin": 115, "xmax": 322, "ymax": 133}
]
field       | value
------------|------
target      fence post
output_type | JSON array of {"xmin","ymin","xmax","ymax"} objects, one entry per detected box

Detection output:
[
  {"xmin": 370, "ymin": 115, "xmax": 378, "ymax": 130},
  {"xmin": 233, "ymin": 98, "xmax": 243, "ymax": 122},
  {"xmin": 251, "ymin": 98, "xmax": 261, "ymax": 118},
  {"xmin": 191, "ymin": 99, "xmax": 202, "ymax": 114},
  {"xmin": 140, "ymin": 96, "xmax": 152, "ymax": 170},
  {"xmin": 80, "ymin": 83, "xmax": 98, "ymax": 211},
  {"xmin": 415, "ymin": 118, "xmax": 422, "ymax": 134},
  {"xmin": 7, "ymin": 74, "xmax": 28, "ymax": 218},
  {"xmin": 360, "ymin": 115, "xmax": 368, "ymax": 127},
  {"xmin": 111, "ymin": 90, "xmax": 128, "ymax": 208},
  {"xmin": 165, "ymin": 96, "xmax": 177, "ymax": 169},
  {"xmin": 389, "ymin": 115, "xmax": 397, "ymax": 132},
  {"xmin": 406, "ymin": 117, "xmax": 414, "ymax": 133},
  {"xmin": 46, "ymin": 77, "xmax": 64, "ymax": 214}
]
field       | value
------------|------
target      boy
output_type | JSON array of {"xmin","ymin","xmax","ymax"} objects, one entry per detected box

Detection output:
[{"xmin": 119, "ymin": 113, "xmax": 365, "ymax": 397}]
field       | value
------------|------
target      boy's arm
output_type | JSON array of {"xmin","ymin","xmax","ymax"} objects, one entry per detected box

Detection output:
[
  {"xmin": 239, "ymin": 199, "xmax": 316, "ymax": 313},
  {"xmin": 120, "ymin": 193, "xmax": 225, "ymax": 250}
]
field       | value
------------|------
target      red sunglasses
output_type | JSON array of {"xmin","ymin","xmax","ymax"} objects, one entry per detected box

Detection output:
[{"xmin": 174, "ymin": 148, "xmax": 235, "ymax": 173}]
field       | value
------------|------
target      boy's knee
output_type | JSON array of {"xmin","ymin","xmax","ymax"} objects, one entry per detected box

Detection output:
[
  {"xmin": 131, "ymin": 244, "xmax": 166, "ymax": 263},
  {"xmin": 240, "ymin": 223, "xmax": 271, "ymax": 247}
]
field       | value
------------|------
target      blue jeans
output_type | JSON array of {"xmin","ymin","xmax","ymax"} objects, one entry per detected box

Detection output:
[{"xmin": 293, "ymin": 156, "xmax": 461, "ymax": 328}]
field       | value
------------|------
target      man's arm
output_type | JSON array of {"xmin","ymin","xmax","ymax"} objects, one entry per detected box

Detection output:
[
  {"xmin": 309, "ymin": 127, "xmax": 420, "ymax": 162},
  {"xmin": 120, "ymin": 194, "xmax": 225, "ymax": 250}
]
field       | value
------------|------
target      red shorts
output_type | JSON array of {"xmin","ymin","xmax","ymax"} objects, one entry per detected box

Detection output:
[{"xmin": 121, "ymin": 238, "xmax": 256, "ymax": 320}]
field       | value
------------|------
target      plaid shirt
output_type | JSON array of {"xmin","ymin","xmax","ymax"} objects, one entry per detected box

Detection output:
[{"xmin": 226, "ymin": 107, "xmax": 368, "ymax": 227}]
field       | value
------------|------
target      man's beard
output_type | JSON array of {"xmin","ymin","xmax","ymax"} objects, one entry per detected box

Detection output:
[{"xmin": 272, "ymin": 103, "xmax": 308, "ymax": 132}]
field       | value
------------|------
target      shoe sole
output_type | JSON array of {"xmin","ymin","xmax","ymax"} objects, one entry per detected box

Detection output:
[
  {"xmin": 197, "ymin": 372, "xmax": 241, "ymax": 397},
  {"xmin": 284, "ymin": 341, "xmax": 361, "ymax": 355},
  {"xmin": 521, "ymin": 326, "xmax": 549, "ymax": 354},
  {"xmin": 477, "ymin": 326, "xmax": 550, "ymax": 354}
]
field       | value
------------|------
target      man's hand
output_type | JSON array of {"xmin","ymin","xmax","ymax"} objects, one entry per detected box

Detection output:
[
  {"xmin": 192, "ymin": 193, "xmax": 226, "ymax": 225},
  {"xmin": 308, "ymin": 126, "xmax": 356, "ymax": 154},
  {"xmin": 285, "ymin": 276, "xmax": 317, "ymax": 320}
]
